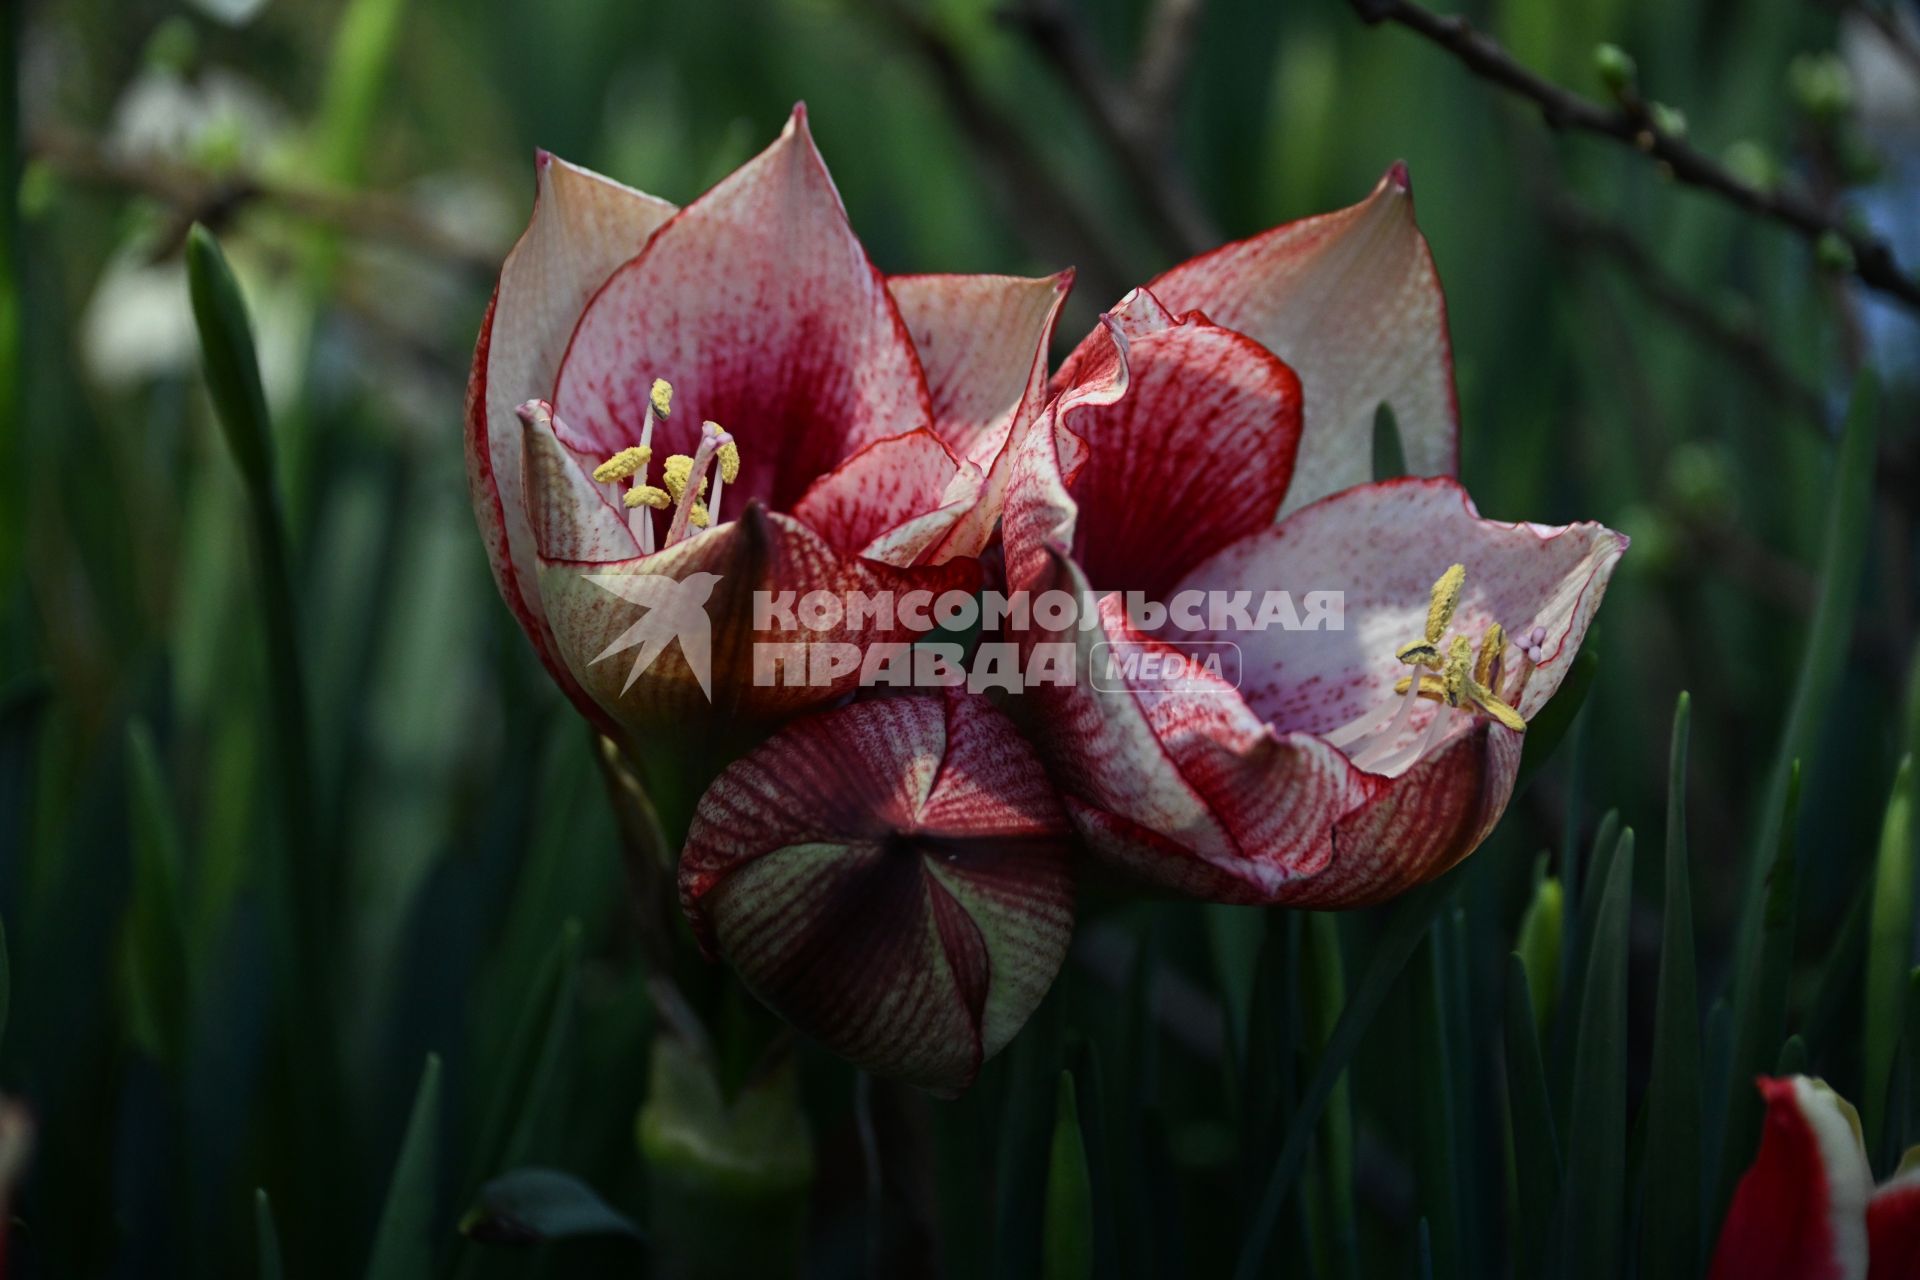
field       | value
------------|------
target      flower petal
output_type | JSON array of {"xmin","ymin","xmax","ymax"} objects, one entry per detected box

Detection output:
[
  {"xmin": 889, "ymin": 271, "xmax": 1073, "ymax": 564},
  {"xmin": 553, "ymin": 105, "xmax": 933, "ymax": 512},
  {"xmin": 789, "ymin": 428, "xmax": 963, "ymax": 559},
  {"xmin": 534, "ymin": 504, "xmax": 978, "ymax": 732},
  {"xmin": 1110, "ymin": 165, "xmax": 1458, "ymax": 514},
  {"xmin": 467, "ymin": 154, "xmax": 675, "ymax": 717},
  {"xmin": 889, "ymin": 270, "xmax": 1071, "ymax": 461},
  {"xmin": 680, "ymin": 691, "xmax": 1075, "ymax": 1095},
  {"xmin": 1171, "ymin": 476, "xmax": 1628, "ymax": 737},
  {"xmin": 1711, "ymin": 1077, "xmax": 1873, "ymax": 1280},
  {"xmin": 1010, "ymin": 287, "xmax": 1304, "ymax": 599},
  {"xmin": 1869, "ymin": 1151, "xmax": 1920, "ymax": 1279}
]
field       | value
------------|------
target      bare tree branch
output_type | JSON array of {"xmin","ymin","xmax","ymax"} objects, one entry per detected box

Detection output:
[
  {"xmin": 1539, "ymin": 196, "xmax": 1827, "ymax": 425},
  {"xmin": 28, "ymin": 126, "xmax": 500, "ymax": 280},
  {"xmin": 1133, "ymin": 0, "xmax": 1209, "ymax": 143},
  {"xmin": 862, "ymin": 0, "xmax": 1137, "ymax": 304},
  {"xmin": 1346, "ymin": 0, "xmax": 1920, "ymax": 311},
  {"xmin": 1002, "ymin": 0, "xmax": 1221, "ymax": 258}
]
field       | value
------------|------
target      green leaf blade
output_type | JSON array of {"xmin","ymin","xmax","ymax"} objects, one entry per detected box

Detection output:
[{"xmin": 1642, "ymin": 694, "xmax": 1703, "ymax": 1279}]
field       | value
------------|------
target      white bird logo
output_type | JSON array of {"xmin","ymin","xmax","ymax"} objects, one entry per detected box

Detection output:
[{"xmin": 584, "ymin": 571, "xmax": 724, "ymax": 701}]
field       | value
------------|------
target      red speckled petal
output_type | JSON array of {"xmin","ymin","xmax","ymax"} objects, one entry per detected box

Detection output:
[
  {"xmin": 535, "ymin": 506, "xmax": 978, "ymax": 732},
  {"xmin": 888, "ymin": 270, "xmax": 1072, "ymax": 463},
  {"xmin": 680, "ymin": 691, "xmax": 1074, "ymax": 1095},
  {"xmin": 467, "ymin": 154, "xmax": 676, "ymax": 724},
  {"xmin": 1711, "ymin": 1077, "xmax": 1872, "ymax": 1280},
  {"xmin": 1007, "ymin": 288, "xmax": 1302, "ymax": 600},
  {"xmin": 889, "ymin": 270, "xmax": 1074, "ymax": 563},
  {"xmin": 554, "ymin": 106, "xmax": 933, "ymax": 512},
  {"xmin": 1173, "ymin": 477, "xmax": 1628, "ymax": 737},
  {"xmin": 789, "ymin": 428, "xmax": 962, "ymax": 558},
  {"xmin": 517, "ymin": 400, "xmax": 641, "ymax": 564},
  {"xmin": 1070, "ymin": 165, "xmax": 1457, "ymax": 515},
  {"xmin": 1869, "ymin": 1155, "xmax": 1920, "ymax": 1279}
]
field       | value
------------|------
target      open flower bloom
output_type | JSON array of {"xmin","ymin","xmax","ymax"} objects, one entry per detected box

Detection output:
[
  {"xmin": 1001, "ymin": 172, "xmax": 1626, "ymax": 906},
  {"xmin": 1711, "ymin": 1076, "xmax": 1920, "ymax": 1279},
  {"xmin": 466, "ymin": 105, "xmax": 1068, "ymax": 731},
  {"xmin": 679, "ymin": 690, "xmax": 1074, "ymax": 1096}
]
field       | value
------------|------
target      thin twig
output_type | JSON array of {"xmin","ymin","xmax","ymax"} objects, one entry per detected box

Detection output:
[
  {"xmin": 29, "ymin": 126, "xmax": 499, "ymax": 279},
  {"xmin": 1848, "ymin": 0, "xmax": 1920, "ymax": 82},
  {"xmin": 1346, "ymin": 0, "xmax": 1920, "ymax": 311},
  {"xmin": 1133, "ymin": 0, "xmax": 1209, "ymax": 135},
  {"xmin": 1539, "ymin": 196, "xmax": 1827, "ymax": 426},
  {"xmin": 1002, "ymin": 0, "xmax": 1220, "ymax": 257},
  {"xmin": 863, "ymin": 0, "xmax": 1137, "ymax": 303}
]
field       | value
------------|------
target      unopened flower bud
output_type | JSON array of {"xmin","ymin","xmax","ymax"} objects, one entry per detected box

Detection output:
[{"xmin": 679, "ymin": 690, "xmax": 1074, "ymax": 1096}]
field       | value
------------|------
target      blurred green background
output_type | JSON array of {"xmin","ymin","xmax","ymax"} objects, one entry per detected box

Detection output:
[{"xmin": 3, "ymin": 0, "xmax": 1918, "ymax": 1275}]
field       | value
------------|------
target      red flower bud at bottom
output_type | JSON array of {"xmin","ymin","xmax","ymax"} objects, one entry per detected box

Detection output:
[{"xmin": 679, "ymin": 690, "xmax": 1075, "ymax": 1096}]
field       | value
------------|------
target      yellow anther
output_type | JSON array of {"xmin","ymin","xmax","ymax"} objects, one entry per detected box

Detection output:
[
  {"xmin": 1474, "ymin": 622, "xmax": 1506, "ymax": 689},
  {"xmin": 717, "ymin": 441, "xmax": 740, "ymax": 484},
  {"xmin": 1396, "ymin": 639, "xmax": 1443, "ymax": 669},
  {"xmin": 623, "ymin": 485, "xmax": 670, "ymax": 510},
  {"xmin": 650, "ymin": 379, "xmax": 673, "ymax": 419},
  {"xmin": 592, "ymin": 446, "xmax": 651, "ymax": 483},
  {"xmin": 661, "ymin": 454, "xmax": 707, "ymax": 501},
  {"xmin": 1470, "ymin": 687, "xmax": 1528, "ymax": 733},
  {"xmin": 1394, "ymin": 674, "xmax": 1450, "ymax": 700},
  {"xmin": 1442, "ymin": 635, "xmax": 1473, "ymax": 707},
  {"xmin": 688, "ymin": 501, "xmax": 711, "ymax": 529},
  {"xmin": 1425, "ymin": 564, "xmax": 1466, "ymax": 644}
]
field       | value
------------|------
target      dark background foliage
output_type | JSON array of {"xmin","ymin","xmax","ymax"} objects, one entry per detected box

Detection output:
[{"xmin": 2, "ymin": 0, "xmax": 1918, "ymax": 1275}]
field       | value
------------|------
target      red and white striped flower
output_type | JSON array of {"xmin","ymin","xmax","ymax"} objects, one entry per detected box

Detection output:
[
  {"xmin": 1002, "ymin": 171, "xmax": 1627, "ymax": 906},
  {"xmin": 678, "ymin": 690, "xmax": 1074, "ymax": 1095},
  {"xmin": 1711, "ymin": 1075, "xmax": 1920, "ymax": 1279},
  {"xmin": 466, "ymin": 105, "xmax": 1067, "ymax": 732}
]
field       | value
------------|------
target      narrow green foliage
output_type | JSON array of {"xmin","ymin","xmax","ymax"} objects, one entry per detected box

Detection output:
[
  {"xmin": 1904, "ymin": 971, "xmax": 1920, "ymax": 1147},
  {"xmin": 466, "ymin": 920, "xmax": 581, "ymax": 1192},
  {"xmin": 1303, "ymin": 912, "xmax": 1358, "ymax": 1280},
  {"xmin": 122, "ymin": 722, "xmax": 191, "ymax": 1065},
  {"xmin": 1504, "ymin": 956, "xmax": 1559, "ymax": 1276},
  {"xmin": 315, "ymin": 0, "xmax": 410, "ymax": 186},
  {"xmin": 1559, "ymin": 828, "xmax": 1634, "ymax": 1280},
  {"xmin": 255, "ymin": 1189, "xmax": 283, "ymax": 1280},
  {"xmin": 1776, "ymin": 1035, "xmax": 1809, "ymax": 1076},
  {"xmin": 186, "ymin": 224, "xmax": 324, "ymax": 1009},
  {"xmin": 1235, "ymin": 869, "xmax": 1458, "ymax": 1279},
  {"xmin": 185, "ymin": 225, "xmax": 275, "ymax": 493},
  {"xmin": 366, "ymin": 1054, "xmax": 443, "ymax": 1280},
  {"xmin": 1517, "ymin": 648, "xmax": 1598, "ymax": 796},
  {"xmin": 1733, "ymin": 374, "xmax": 1878, "ymax": 986},
  {"xmin": 1206, "ymin": 904, "xmax": 1265, "ymax": 1093},
  {"xmin": 1699, "ymin": 997, "xmax": 1733, "ymax": 1218},
  {"xmin": 1412, "ymin": 931, "xmax": 1462, "ymax": 1279},
  {"xmin": 1719, "ymin": 765, "xmax": 1802, "ymax": 1223},
  {"xmin": 1516, "ymin": 872, "xmax": 1564, "ymax": 1032},
  {"xmin": 1867, "ymin": 756, "xmax": 1916, "ymax": 1147},
  {"xmin": 1043, "ymin": 1071, "xmax": 1094, "ymax": 1280},
  {"xmin": 1642, "ymin": 694, "xmax": 1702, "ymax": 1279}
]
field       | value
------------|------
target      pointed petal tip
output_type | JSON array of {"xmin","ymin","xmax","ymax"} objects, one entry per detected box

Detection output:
[
  {"xmin": 1384, "ymin": 160, "xmax": 1412, "ymax": 195},
  {"xmin": 515, "ymin": 398, "xmax": 554, "ymax": 429}
]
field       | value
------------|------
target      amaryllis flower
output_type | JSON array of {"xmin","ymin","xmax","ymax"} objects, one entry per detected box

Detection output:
[
  {"xmin": 1710, "ymin": 1076, "xmax": 1920, "ymax": 1279},
  {"xmin": 1001, "ymin": 171, "xmax": 1626, "ymax": 906},
  {"xmin": 466, "ymin": 105, "xmax": 1067, "ymax": 731},
  {"xmin": 678, "ymin": 690, "xmax": 1074, "ymax": 1096}
]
